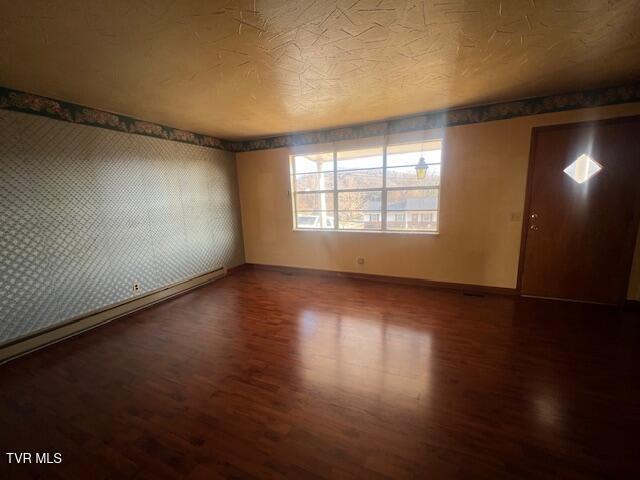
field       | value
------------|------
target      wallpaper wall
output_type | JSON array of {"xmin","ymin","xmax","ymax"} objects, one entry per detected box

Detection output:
[{"xmin": 0, "ymin": 109, "xmax": 244, "ymax": 346}]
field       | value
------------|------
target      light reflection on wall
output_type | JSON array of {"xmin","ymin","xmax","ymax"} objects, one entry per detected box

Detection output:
[{"xmin": 296, "ymin": 309, "xmax": 432, "ymax": 407}]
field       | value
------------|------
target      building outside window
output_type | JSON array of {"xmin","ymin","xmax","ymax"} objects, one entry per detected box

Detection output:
[{"xmin": 290, "ymin": 140, "xmax": 441, "ymax": 233}]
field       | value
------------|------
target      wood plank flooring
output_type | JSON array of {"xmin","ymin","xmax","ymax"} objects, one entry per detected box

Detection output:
[{"xmin": 1, "ymin": 267, "xmax": 639, "ymax": 479}]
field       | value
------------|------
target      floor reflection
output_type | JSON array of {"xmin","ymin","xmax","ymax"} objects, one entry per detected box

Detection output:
[
  {"xmin": 533, "ymin": 391, "xmax": 562, "ymax": 428},
  {"xmin": 296, "ymin": 309, "xmax": 432, "ymax": 406}
]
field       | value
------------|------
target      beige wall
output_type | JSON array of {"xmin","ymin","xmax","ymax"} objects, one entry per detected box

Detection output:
[{"xmin": 236, "ymin": 103, "xmax": 640, "ymax": 299}]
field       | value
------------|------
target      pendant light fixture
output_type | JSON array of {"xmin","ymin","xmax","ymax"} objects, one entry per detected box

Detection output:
[
  {"xmin": 415, "ymin": 140, "xmax": 428, "ymax": 180},
  {"xmin": 415, "ymin": 156, "xmax": 428, "ymax": 179}
]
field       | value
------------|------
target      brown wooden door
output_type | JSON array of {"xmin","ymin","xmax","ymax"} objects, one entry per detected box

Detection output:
[{"xmin": 520, "ymin": 117, "xmax": 640, "ymax": 304}]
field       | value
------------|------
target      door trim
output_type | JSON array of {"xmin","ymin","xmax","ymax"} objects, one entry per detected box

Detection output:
[{"xmin": 516, "ymin": 115, "xmax": 640, "ymax": 303}]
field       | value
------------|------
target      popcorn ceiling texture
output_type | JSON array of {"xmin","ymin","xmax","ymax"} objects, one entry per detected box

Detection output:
[
  {"xmin": 2, "ymin": 0, "xmax": 640, "ymax": 140},
  {"xmin": 0, "ymin": 109, "xmax": 244, "ymax": 346}
]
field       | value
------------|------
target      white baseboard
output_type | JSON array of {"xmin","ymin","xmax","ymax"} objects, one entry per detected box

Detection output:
[{"xmin": 0, "ymin": 267, "xmax": 227, "ymax": 365}]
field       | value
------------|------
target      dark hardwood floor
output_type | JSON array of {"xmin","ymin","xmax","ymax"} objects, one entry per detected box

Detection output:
[{"xmin": 1, "ymin": 267, "xmax": 639, "ymax": 479}]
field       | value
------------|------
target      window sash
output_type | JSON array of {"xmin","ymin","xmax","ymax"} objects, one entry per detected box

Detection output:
[{"xmin": 291, "ymin": 142, "xmax": 441, "ymax": 232}]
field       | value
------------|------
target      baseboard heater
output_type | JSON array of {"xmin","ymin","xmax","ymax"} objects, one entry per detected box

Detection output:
[{"xmin": 0, "ymin": 267, "xmax": 227, "ymax": 365}]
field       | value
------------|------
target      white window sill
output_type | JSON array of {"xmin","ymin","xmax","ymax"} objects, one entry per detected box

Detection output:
[{"xmin": 292, "ymin": 228, "xmax": 439, "ymax": 236}]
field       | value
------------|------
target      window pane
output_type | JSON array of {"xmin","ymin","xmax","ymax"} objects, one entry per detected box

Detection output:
[
  {"xmin": 563, "ymin": 154, "xmax": 602, "ymax": 184},
  {"xmin": 293, "ymin": 152, "xmax": 334, "ymax": 174},
  {"xmin": 338, "ymin": 211, "xmax": 382, "ymax": 230},
  {"xmin": 337, "ymin": 168, "xmax": 383, "ymax": 189},
  {"xmin": 296, "ymin": 211, "xmax": 335, "ymax": 229},
  {"xmin": 296, "ymin": 192, "xmax": 334, "ymax": 211},
  {"xmin": 290, "ymin": 139, "xmax": 442, "ymax": 235},
  {"xmin": 386, "ymin": 164, "xmax": 441, "ymax": 188},
  {"xmin": 337, "ymin": 147, "xmax": 383, "ymax": 170},
  {"xmin": 387, "ymin": 211, "xmax": 438, "ymax": 231},
  {"xmin": 338, "ymin": 190, "xmax": 381, "ymax": 211},
  {"xmin": 294, "ymin": 172, "xmax": 334, "ymax": 191},
  {"xmin": 386, "ymin": 188, "xmax": 439, "ymax": 211},
  {"xmin": 386, "ymin": 141, "xmax": 441, "ymax": 167}
]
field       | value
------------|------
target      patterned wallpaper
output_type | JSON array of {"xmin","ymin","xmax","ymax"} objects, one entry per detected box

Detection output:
[
  {"xmin": 0, "ymin": 86, "xmax": 227, "ymax": 150},
  {"xmin": 3, "ymin": 83, "xmax": 640, "ymax": 153},
  {"xmin": 0, "ymin": 109, "xmax": 244, "ymax": 346}
]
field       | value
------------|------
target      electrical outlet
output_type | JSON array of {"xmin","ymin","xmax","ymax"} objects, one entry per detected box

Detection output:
[
  {"xmin": 356, "ymin": 256, "xmax": 365, "ymax": 265},
  {"xmin": 132, "ymin": 282, "xmax": 141, "ymax": 295}
]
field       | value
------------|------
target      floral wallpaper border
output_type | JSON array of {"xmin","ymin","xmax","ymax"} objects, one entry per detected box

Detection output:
[
  {"xmin": 227, "ymin": 83, "xmax": 640, "ymax": 152},
  {"xmin": 2, "ymin": 83, "xmax": 640, "ymax": 153},
  {"xmin": 0, "ymin": 86, "xmax": 226, "ymax": 150}
]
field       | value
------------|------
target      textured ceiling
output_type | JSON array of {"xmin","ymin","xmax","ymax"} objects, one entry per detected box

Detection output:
[{"xmin": 1, "ymin": 0, "xmax": 639, "ymax": 140}]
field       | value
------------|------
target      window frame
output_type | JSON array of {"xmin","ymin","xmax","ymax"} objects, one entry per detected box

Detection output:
[{"xmin": 290, "ymin": 139, "xmax": 442, "ymax": 234}]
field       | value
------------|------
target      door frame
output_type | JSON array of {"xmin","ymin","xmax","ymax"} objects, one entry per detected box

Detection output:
[{"xmin": 516, "ymin": 115, "xmax": 640, "ymax": 303}]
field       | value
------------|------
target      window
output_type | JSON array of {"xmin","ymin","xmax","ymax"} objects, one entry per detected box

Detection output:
[
  {"xmin": 563, "ymin": 154, "xmax": 602, "ymax": 184},
  {"xmin": 290, "ymin": 140, "xmax": 441, "ymax": 233}
]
